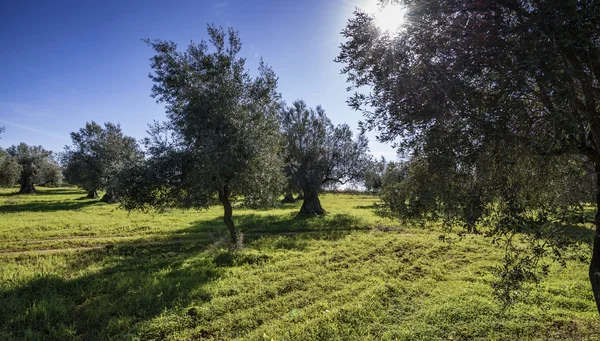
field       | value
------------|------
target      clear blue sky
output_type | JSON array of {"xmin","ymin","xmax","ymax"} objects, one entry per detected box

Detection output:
[{"xmin": 0, "ymin": 0, "xmax": 396, "ymax": 160}]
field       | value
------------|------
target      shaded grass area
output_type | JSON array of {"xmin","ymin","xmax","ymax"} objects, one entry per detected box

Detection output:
[{"xmin": 0, "ymin": 187, "xmax": 599, "ymax": 340}]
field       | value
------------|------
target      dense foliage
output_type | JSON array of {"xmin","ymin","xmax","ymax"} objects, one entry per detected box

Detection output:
[
  {"xmin": 337, "ymin": 0, "xmax": 600, "ymax": 311},
  {"xmin": 6, "ymin": 143, "xmax": 62, "ymax": 194},
  {"xmin": 63, "ymin": 121, "xmax": 142, "ymax": 202},
  {"xmin": 0, "ymin": 153, "xmax": 20, "ymax": 188},
  {"xmin": 116, "ymin": 26, "xmax": 284, "ymax": 244},
  {"xmin": 363, "ymin": 156, "xmax": 387, "ymax": 193},
  {"xmin": 280, "ymin": 100, "xmax": 370, "ymax": 214},
  {"xmin": 0, "ymin": 128, "xmax": 20, "ymax": 188}
]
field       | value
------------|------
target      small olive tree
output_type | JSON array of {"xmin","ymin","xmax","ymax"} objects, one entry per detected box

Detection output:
[
  {"xmin": 63, "ymin": 121, "xmax": 141, "ymax": 202},
  {"xmin": 280, "ymin": 100, "xmax": 370, "ymax": 215},
  {"xmin": 363, "ymin": 156, "xmax": 387, "ymax": 193},
  {"xmin": 6, "ymin": 143, "xmax": 60, "ymax": 194},
  {"xmin": 116, "ymin": 26, "xmax": 284, "ymax": 245}
]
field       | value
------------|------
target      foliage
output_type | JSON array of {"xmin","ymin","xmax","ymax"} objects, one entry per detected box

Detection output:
[
  {"xmin": 0, "ymin": 150, "xmax": 20, "ymax": 188},
  {"xmin": 0, "ymin": 128, "xmax": 20, "ymax": 188},
  {"xmin": 337, "ymin": 0, "xmax": 600, "ymax": 311},
  {"xmin": 63, "ymin": 121, "xmax": 142, "ymax": 201},
  {"xmin": 117, "ymin": 26, "xmax": 284, "ymax": 244},
  {"xmin": 280, "ymin": 100, "xmax": 370, "ymax": 214},
  {"xmin": 363, "ymin": 156, "xmax": 387, "ymax": 193},
  {"xmin": 37, "ymin": 158, "xmax": 63, "ymax": 186},
  {"xmin": 5, "ymin": 143, "xmax": 60, "ymax": 194}
]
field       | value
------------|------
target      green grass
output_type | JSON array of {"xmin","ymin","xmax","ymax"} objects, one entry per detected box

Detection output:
[{"xmin": 0, "ymin": 187, "xmax": 599, "ymax": 340}]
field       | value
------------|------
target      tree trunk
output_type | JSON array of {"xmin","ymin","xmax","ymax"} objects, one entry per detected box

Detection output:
[
  {"xmin": 100, "ymin": 190, "xmax": 117, "ymax": 204},
  {"xmin": 299, "ymin": 189, "xmax": 325, "ymax": 215},
  {"xmin": 18, "ymin": 182, "xmax": 36, "ymax": 194},
  {"xmin": 590, "ymin": 167, "xmax": 600, "ymax": 315},
  {"xmin": 219, "ymin": 188, "xmax": 239, "ymax": 245},
  {"xmin": 281, "ymin": 193, "xmax": 295, "ymax": 203},
  {"xmin": 86, "ymin": 190, "xmax": 99, "ymax": 199}
]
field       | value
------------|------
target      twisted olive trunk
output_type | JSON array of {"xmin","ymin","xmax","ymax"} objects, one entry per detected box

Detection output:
[
  {"xmin": 219, "ymin": 188, "xmax": 239, "ymax": 245},
  {"xmin": 281, "ymin": 193, "xmax": 295, "ymax": 203},
  {"xmin": 18, "ymin": 166, "xmax": 36, "ymax": 194},
  {"xmin": 19, "ymin": 182, "xmax": 36, "ymax": 194},
  {"xmin": 590, "ymin": 167, "xmax": 600, "ymax": 314},
  {"xmin": 86, "ymin": 190, "xmax": 99, "ymax": 199},
  {"xmin": 299, "ymin": 189, "xmax": 325, "ymax": 215},
  {"xmin": 100, "ymin": 189, "xmax": 117, "ymax": 204}
]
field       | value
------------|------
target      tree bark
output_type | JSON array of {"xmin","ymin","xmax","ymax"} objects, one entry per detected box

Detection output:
[
  {"xmin": 219, "ymin": 188, "xmax": 239, "ymax": 245},
  {"xmin": 100, "ymin": 190, "xmax": 117, "ymax": 204},
  {"xmin": 86, "ymin": 190, "xmax": 99, "ymax": 199},
  {"xmin": 590, "ymin": 167, "xmax": 600, "ymax": 315},
  {"xmin": 299, "ymin": 189, "xmax": 325, "ymax": 215},
  {"xmin": 18, "ymin": 182, "xmax": 36, "ymax": 194},
  {"xmin": 281, "ymin": 193, "xmax": 295, "ymax": 203}
]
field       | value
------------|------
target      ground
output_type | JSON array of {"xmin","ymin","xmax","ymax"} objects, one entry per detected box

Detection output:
[{"xmin": 0, "ymin": 187, "xmax": 599, "ymax": 340}]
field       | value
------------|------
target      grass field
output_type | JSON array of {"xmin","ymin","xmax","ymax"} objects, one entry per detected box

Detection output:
[{"xmin": 1, "ymin": 187, "xmax": 599, "ymax": 340}]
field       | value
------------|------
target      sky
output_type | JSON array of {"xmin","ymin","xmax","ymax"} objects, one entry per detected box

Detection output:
[{"xmin": 0, "ymin": 0, "xmax": 397, "ymax": 160}]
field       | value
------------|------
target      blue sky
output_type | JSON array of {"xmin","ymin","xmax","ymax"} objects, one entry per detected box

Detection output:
[{"xmin": 0, "ymin": 0, "xmax": 396, "ymax": 159}]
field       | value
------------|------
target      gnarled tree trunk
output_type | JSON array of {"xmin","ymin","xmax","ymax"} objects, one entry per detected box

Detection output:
[
  {"xmin": 281, "ymin": 192, "xmax": 295, "ymax": 203},
  {"xmin": 219, "ymin": 188, "xmax": 240, "ymax": 245},
  {"xmin": 299, "ymin": 189, "xmax": 325, "ymax": 215},
  {"xmin": 100, "ymin": 190, "xmax": 117, "ymax": 204},
  {"xmin": 87, "ymin": 190, "xmax": 99, "ymax": 199},
  {"xmin": 19, "ymin": 181, "xmax": 36, "ymax": 194},
  {"xmin": 590, "ymin": 167, "xmax": 600, "ymax": 315}
]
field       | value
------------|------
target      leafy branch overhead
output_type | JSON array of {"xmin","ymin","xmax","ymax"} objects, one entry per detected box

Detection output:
[{"xmin": 337, "ymin": 0, "xmax": 600, "ymax": 312}]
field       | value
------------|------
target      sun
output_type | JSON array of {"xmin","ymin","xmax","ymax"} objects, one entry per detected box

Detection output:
[{"xmin": 368, "ymin": 3, "xmax": 408, "ymax": 33}]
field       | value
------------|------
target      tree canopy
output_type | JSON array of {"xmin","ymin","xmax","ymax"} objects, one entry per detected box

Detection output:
[
  {"xmin": 280, "ymin": 100, "xmax": 370, "ymax": 214},
  {"xmin": 63, "ymin": 121, "xmax": 142, "ymax": 202},
  {"xmin": 0, "ymin": 128, "xmax": 20, "ymax": 188},
  {"xmin": 337, "ymin": 0, "xmax": 600, "ymax": 312},
  {"xmin": 117, "ymin": 25, "xmax": 284, "ymax": 244},
  {"xmin": 363, "ymin": 156, "xmax": 387, "ymax": 193},
  {"xmin": 6, "ymin": 143, "xmax": 61, "ymax": 194}
]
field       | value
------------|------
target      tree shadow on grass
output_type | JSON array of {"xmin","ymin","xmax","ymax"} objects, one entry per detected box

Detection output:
[
  {"xmin": 0, "ymin": 188, "xmax": 84, "ymax": 198},
  {"xmin": 354, "ymin": 202, "xmax": 393, "ymax": 219},
  {"xmin": 183, "ymin": 211, "xmax": 368, "ymax": 236},
  {"xmin": 0, "ymin": 210, "xmax": 366, "ymax": 340},
  {"xmin": 0, "ymin": 239, "xmax": 224, "ymax": 340},
  {"xmin": 180, "ymin": 212, "xmax": 370, "ymax": 251},
  {"xmin": 0, "ymin": 200, "xmax": 100, "ymax": 214},
  {"xmin": 0, "ymin": 209, "xmax": 373, "ymax": 340},
  {"xmin": 34, "ymin": 188, "xmax": 86, "ymax": 196}
]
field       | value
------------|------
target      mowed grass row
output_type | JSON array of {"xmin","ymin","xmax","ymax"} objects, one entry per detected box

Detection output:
[{"xmin": 0, "ymin": 187, "xmax": 599, "ymax": 340}]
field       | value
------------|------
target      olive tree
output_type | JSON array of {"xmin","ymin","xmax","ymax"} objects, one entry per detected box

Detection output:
[
  {"xmin": 280, "ymin": 100, "xmax": 370, "ymax": 215},
  {"xmin": 337, "ymin": 0, "xmax": 600, "ymax": 311},
  {"xmin": 6, "ymin": 143, "xmax": 59, "ymax": 194},
  {"xmin": 116, "ymin": 26, "xmax": 284, "ymax": 245},
  {"xmin": 363, "ymin": 156, "xmax": 387, "ymax": 193},
  {"xmin": 38, "ymin": 157, "xmax": 63, "ymax": 186},
  {"xmin": 63, "ymin": 121, "xmax": 141, "ymax": 202},
  {"xmin": 0, "ymin": 128, "xmax": 21, "ymax": 188}
]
